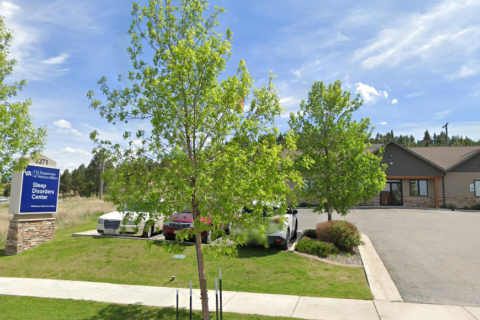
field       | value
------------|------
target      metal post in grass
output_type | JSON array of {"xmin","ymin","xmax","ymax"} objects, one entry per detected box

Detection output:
[
  {"xmin": 189, "ymin": 280, "xmax": 192, "ymax": 320},
  {"xmin": 219, "ymin": 267, "xmax": 223, "ymax": 320},
  {"xmin": 176, "ymin": 289, "xmax": 179, "ymax": 320},
  {"xmin": 215, "ymin": 277, "xmax": 219, "ymax": 320}
]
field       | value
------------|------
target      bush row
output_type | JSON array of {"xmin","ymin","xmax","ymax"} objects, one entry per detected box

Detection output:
[
  {"xmin": 295, "ymin": 237, "xmax": 338, "ymax": 257},
  {"xmin": 295, "ymin": 220, "xmax": 361, "ymax": 257}
]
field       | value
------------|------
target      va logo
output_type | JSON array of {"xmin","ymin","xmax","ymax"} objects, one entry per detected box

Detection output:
[{"xmin": 25, "ymin": 171, "xmax": 32, "ymax": 176}]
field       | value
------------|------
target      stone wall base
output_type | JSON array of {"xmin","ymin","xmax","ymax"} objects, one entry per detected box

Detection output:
[
  {"xmin": 443, "ymin": 197, "xmax": 480, "ymax": 209},
  {"xmin": 403, "ymin": 196, "xmax": 435, "ymax": 208},
  {"xmin": 360, "ymin": 196, "xmax": 480, "ymax": 209},
  {"xmin": 5, "ymin": 218, "xmax": 55, "ymax": 255}
]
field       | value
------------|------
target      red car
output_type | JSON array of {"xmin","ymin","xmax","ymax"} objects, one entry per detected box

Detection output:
[{"xmin": 163, "ymin": 210, "xmax": 213, "ymax": 243}]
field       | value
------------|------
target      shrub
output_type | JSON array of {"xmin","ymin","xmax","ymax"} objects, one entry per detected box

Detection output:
[
  {"xmin": 295, "ymin": 237, "xmax": 338, "ymax": 257},
  {"xmin": 298, "ymin": 202, "xmax": 317, "ymax": 208},
  {"xmin": 448, "ymin": 203, "xmax": 456, "ymax": 210},
  {"xmin": 315, "ymin": 221, "xmax": 334, "ymax": 242},
  {"xmin": 316, "ymin": 220, "xmax": 361, "ymax": 251},
  {"xmin": 303, "ymin": 229, "xmax": 317, "ymax": 238},
  {"xmin": 470, "ymin": 203, "xmax": 480, "ymax": 210},
  {"xmin": 440, "ymin": 203, "xmax": 447, "ymax": 209}
]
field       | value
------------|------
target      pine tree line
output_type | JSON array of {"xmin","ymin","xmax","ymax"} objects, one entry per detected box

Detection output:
[
  {"xmin": 368, "ymin": 130, "xmax": 480, "ymax": 147},
  {"xmin": 59, "ymin": 153, "xmax": 113, "ymax": 198}
]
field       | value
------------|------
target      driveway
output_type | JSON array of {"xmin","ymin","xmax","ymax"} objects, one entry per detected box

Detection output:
[{"xmin": 296, "ymin": 207, "xmax": 480, "ymax": 307}]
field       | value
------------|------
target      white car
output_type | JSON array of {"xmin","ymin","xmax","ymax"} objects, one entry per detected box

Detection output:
[
  {"xmin": 97, "ymin": 210, "xmax": 164, "ymax": 238},
  {"xmin": 242, "ymin": 201, "xmax": 298, "ymax": 250}
]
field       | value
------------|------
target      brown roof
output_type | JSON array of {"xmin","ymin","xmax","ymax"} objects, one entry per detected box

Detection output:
[
  {"xmin": 408, "ymin": 146, "xmax": 480, "ymax": 171},
  {"xmin": 367, "ymin": 144, "xmax": 384, "ymax": 153}
]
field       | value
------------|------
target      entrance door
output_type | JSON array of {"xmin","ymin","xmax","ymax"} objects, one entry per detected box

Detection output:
[{"xmin": 380, "ymin": 180, "xmax": 403, "ymax": 206}]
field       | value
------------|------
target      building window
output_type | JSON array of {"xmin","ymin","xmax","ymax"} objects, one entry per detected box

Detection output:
[
  {"xmin": 410, "ymin": 180, "xmax": 428, "ymax": 196},
  {"xmin": 304, "ymin": 180, "xmax": 314, "ymax": 191},
  {"xmin": 475, "ymin": 181, "xmax": 480, "ymax": 197}
]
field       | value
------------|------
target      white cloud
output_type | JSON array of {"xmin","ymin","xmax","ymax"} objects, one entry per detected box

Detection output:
[
  {"xmin": 64, "ymin": 147, "xmax": 90, "ymax": 156},
  {"xmin": 353, "ymin": 1, "xmax": 480, "ymax": 70},
  {"xmin": 446, "ymin": 61, "xmax": 480, "ymax": 80},
  {"xmin": 472, "ymin": 86, "xmax": 480, "ymax": 97},
  {"xmin": 434, "ymin": 110, "xmax": 451, "ymax": 119},
  {"xmin": 355, "ymin": 83, "xmax": 389, "ymax": 104},
  {"xmin": 391, "ymin": 99, "xmax": 398, "ymax": 105},
  {"xmin": 1, "ymin": 1, "xmax": 20, "ymax": 18},
  {"xmin": 335, "ymin": 32, "xmax": 349, "ymax": 42},
  {"xmin": 42, "ymin": 53, "xmax": 69, "ymax": 65},
  {"xmin": 279, "ymin": 96, "xmax": 302, "ymax": 118},
  {"xmin": 406, "ymin": 92, "xmax": 423, "ymax": 98},
  {"xmin": 53, "ymin": 119, "xmax": 72, "ymax": 129},
  {"xmin": 53, "ymin": 119, "xmax": 81, "ymax": 136},
  {"xmin": 62, "ymin": 163, "xmax": 80, "ymax": 172},
  {"xmin": 291, "ymin": 69, "xmax": 303, "ymax": 79},
  {"xmin": 3, "ymin": 1, "xmax": 101, "ymax": 81},
  {"xmin": 132, "ymin": 139, "xmax": 143, "ymax": 148},
  {"xmin": 380, "ymin": 122, "xmax": 388, "ymax": 125}
]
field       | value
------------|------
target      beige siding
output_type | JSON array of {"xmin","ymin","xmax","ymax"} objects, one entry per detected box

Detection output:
[
  {"xmin": 401, "ymin": 179, "xmax": 409, "ymax": 197},
  {"xmin": 444, "ymin": 172, "xmax": 480, "ymax": 198}
]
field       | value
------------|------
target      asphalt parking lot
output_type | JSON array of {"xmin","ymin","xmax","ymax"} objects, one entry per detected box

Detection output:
[{"xmin": 296, "ymin": 207, "xmax": 480, "ymax": 307}]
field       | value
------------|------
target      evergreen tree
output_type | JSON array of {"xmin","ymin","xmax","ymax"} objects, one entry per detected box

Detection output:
[{"xmin": 59, "ymin": 169, "xmax": 72, "ymax": 197}]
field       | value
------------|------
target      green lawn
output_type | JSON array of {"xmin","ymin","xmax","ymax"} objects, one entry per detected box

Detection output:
[
  {"xmin": 0, "ymin": 295, "xmax": 293, "ymax": 320},
  {"xmin": 0, "ymin": 218, "xmax": 372, "ymax": 300}
]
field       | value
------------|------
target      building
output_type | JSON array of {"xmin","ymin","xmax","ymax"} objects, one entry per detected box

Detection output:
[{"xmin": 365, "ymin": 141, "xmax": 480, "ymax": 208}]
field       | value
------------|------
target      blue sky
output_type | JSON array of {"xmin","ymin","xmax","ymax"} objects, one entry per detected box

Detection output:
[{"xmin": 2, "ymin": 0, "xmax": 480, "ymax": 171}]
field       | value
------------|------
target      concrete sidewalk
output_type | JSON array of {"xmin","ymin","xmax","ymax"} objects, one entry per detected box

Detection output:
[{"xmin": 1, "ymin": 277, "xmax": 480, "ymax": 319}]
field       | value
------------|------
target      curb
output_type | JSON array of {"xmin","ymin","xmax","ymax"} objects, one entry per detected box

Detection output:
[{"xmin": 358, "ymin": 234, "xmax": 403, "ymax": 302}]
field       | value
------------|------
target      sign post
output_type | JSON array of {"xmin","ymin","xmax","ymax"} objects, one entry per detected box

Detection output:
[{"xmin": 5, "ymin": 155, "xmax": 60, "ymax": 255}]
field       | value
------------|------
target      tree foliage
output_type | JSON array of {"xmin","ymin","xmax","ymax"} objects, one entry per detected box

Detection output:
[
  {"xmin": 289, "ymin": 80, "xmax": 386, "ymax": 220},
  {"xmin": 87, "ymin": 1, "xmax": 301, "ymax": 318},
  {"xmin": 0, "ymin": 16, "xmax": 47, "ymax": 177}
]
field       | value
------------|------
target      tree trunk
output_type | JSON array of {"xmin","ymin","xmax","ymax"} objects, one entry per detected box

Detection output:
[
  {"xmin": 327, "ymin": 199, "xmax": 332, "ymax": 221},
  {"xmin": 194, "ymin": 232, "xmax": 210, "ymax": 319}
]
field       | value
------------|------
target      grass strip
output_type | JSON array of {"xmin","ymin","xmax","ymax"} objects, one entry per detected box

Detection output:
[
  {"xmin": 0, "ymin": 219, "xmax": 372, "ymax": 300},
  {"xmin": 0, "ymin": 295, "xmax": 292, "ymax": 320}
]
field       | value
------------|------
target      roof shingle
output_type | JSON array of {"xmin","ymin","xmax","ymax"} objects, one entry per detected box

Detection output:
[{"xmin": 407, "ymin": 146, "xmax": 480, "ymax": 170}]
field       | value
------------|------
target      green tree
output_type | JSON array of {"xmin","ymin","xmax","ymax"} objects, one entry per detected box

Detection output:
[
  {"xmin": 3, "ymin": 182, "xmax": 10, "ymax": 197},
  {"xmin": 87, "ymin": 1, "xmax": 301, "ymax": 318},
  {"xmin": 0, "ymin": 16, "xmax": 47, "ymax": 175},
  {"xmin": 71, "ymin": 164, "xmax": 86, "ymax": 196},
  {"xmin": 59, "ymin": 169, "xmax": 72, "ymax": 198},
  {"xmin": 289, "ymin": 80, "xmax": 386, "ymax": 221}
]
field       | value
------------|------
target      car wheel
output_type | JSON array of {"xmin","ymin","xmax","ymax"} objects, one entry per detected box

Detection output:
[
  {"xmin": 281, "ymin": 229, "xmax": 290, "ymax": 251},
  {"xmin": 291, "ymin": 219, "xmax": 298, "ymax": 240},
  {"xmin": 142, "ymin": 225, "xmax": 153, "ymax": 238},
  {"xmin": 225, "ymin": 223, "xmax": 232, "ymax": 235},
  {"xmin": 202, "ymin": 230, "xmax": 212, "ymax": 244}
]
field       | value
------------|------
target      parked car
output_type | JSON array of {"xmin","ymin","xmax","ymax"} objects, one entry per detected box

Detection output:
[
  {"xmin": 97, "ymin": 205, "xmax": 164, "ymax": 238},
  {"xmin": 242, "ymin": 201, "xmax": 298, "ymax": 250},
  {"xmin": 0, "ymin": 197, "xmax": 8, "ymax": 202},
  {"xmin": 163, "ymin": 210, "xmax": 230, "ymax": 243}
]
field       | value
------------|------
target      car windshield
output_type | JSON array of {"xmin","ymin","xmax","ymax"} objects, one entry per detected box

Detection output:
[{"xmin": 243, "ymin": 206, "xmax": 269, "ymax": 217}]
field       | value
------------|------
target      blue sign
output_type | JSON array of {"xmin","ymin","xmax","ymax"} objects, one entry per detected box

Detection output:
[{"xmin": 20, "ymin": 165, "xmax": 60, "ymax": 214}]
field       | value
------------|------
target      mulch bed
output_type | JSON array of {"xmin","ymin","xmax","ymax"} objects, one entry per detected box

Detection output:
[{"xmin": 294, "ymin": 230, "xmax": 363, "ymax": 268}]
